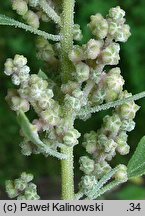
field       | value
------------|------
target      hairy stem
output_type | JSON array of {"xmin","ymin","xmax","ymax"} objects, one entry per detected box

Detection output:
[
  {"xmin": 60, "ymin": 0, "xmax": 75, "ymax": 200},
  {"xmin": 60, "ymin": 0, "xmax": 75, "ymax": 83},
  {"xmin": 61, "ymin": 147, "xmax": 74, "ymax": 200}
]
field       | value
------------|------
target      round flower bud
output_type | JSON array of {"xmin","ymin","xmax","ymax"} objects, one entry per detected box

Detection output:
[
  {"xmin": 118, "ymin": 101, "xmax": 140, "ymax": 120},
  {"xmin": 79, "ymin": 156, "xmax": 95, "ymax": 175},
  {"xmin": 4, "ymin": 58, "xmax": 14, "ymax": 76},
  {"xmin": 114, "ymin": 164, "xmax": 128, "ymax": 182},
  {"xmin": 75, "ymin": 62, "xmax": 90, "ymax": 83},
  {"xmin": 109, "ymin": 6, "xmax": 125, "ymax": 21},
  {"xmin": 86, "ymin": 39, "xmax": 103, "ymax": 60},
  {"xmin": 105, "ymin": 89, "xmax": 119, "ymax": 102},
  {"xmin": 64, "ymin": 94, "xmax": 82, "ymax": 112},
  {"xmin": 20, "ymin": 141, "xmax": 33, "ymax": 156},
  {"xmin": 10, "ymin": 96, "xmax": 30, "ymax": 112},
  {"xmin": 69, "ymin": 45, "xmax": 85, "ymax": 62},
  {"xmin": 90, "ymin": 69, "xmax": 101, "ymax": 84},
  {"xmin": 88, "ymin": 13, "xmax": 108, "ymax": 39},
  {"xmin": 73, "ymin": 24, "xmax": 83, "ymax": 41},
  {"xmin": 12, "ymin": 0, "xmax": 28, "ymax": 16},
  {"xmin": 24, "ymin": 10, "xmax": 40, "ymax": 29},
  {"xmin": 21, "ymin": 172, "xmax": 33, "ymax": 183},
  {"xmin": 63, "ymin": 128, "xmax": 80, "ymax": 146},
  {"xmin": 117, "ymin": 144, "xmax": 130, "ymax": 155},
  {"xmin": 5, "ymin": 180, "xmax": 18, "ymax": 199},
  {"xmin": 105, "ymin": 67, "xmax": 124, "ymax": 94},
  {"xmin": 11, "ymin": 74, "xmax": 21, "ymax": 85},
  {"xmin": 24, "ymin": 183, "xmax": 40, "ymax": 200},
  {"xmin": 13, "ymin": 54, "xmax": 27, "ymax": 67},
  {"xmin": 41, "ymin": 108, "xmax": 60, "ymax": 126},
  {"xmin": 14, "ymin": 179, "xmax": 27, "ymax": 191},
  {"xmin": 101, "ymin": 42, "xmax": 120, "ymax": 65},
  {"xmin": 61, "ymin": 81, "xmax": 79, "ymax": 94},
  {"xmin": 81, "ymin": 175, "xmax": 98, "ymax": 190},
  {"xmin": 91, "ymin": 89, "xmax": 106, "ymax": 105},
  {"xmin": 94, "ymin": 161, "xmax": 112, "ymax": 179},
  {"xmin": 121, "ymin": 119, "xmax": 135, "ymax": 132},
  {"xmin": 103, "ymin": 113, "xmax": 121, "ymax": 136},
  {"xmin": 83, "ymin": 131, "xmax": 97, "ymax": 154},
  {"xmin": 115, "ymin": 24, "xmax": 131, "ymax": 42}
]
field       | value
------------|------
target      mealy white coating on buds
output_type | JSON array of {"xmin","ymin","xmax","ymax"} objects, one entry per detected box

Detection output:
[
  {"xmin": 73, "ymin": 24, "xmax": 83, "ymax": 41},
  {"xmin": 108, "ymin": 6, "xmax": 125, "ymax": 21},
  {"xmin": 79, "ymin": 156, "xmax": 95, "ymax": 175},
  {"xmin": 12, "ymin": 0, "xmax": 28, "ymax": 16},
  {"xmin": 75, "ymin": 62, "xmax": 90, "ymax": 83},
  {"xmin": 114, "ymin": 164, "xmax": 128, "ymax": 182},
  {"xmin": 85, "ymin": 39, "xmax": 103, "ymax": 60},
  {"xmin": 23, "ymin": 10, "xmax": 40, "ymax": 29},
  {"xmin": 63, "ymin": 128, "xmax": 81, "ymax": 147},
  {"xmin": 88, "ymin": 13, "xmax": 108, "ymax": 39}
]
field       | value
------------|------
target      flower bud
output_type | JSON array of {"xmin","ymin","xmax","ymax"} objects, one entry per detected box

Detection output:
[
  {"xmin": 103, "ymin": 113, "xmax": 121, "ymax": 135},
  {"xmin": 24, "ymin": 10, "xmax": 40, "ymax": 29},
  {"xmin": 12, "ymin": 0, "xmax": 28, "ymax": 16},
  {"xmin": 105, "ymin": 89, "xmax": 118, "ymax": 102},
  {"xmin": 63, "ymin": 128, "xmax": 80, "ymax": 146},
  {"xmin": 88, "ymin": 13, "xmax": 108, "ymax": 39},
  {"xmin": 94, "ymin": 161, "xmax": 111, "ymax": 179},
  {"xmin": 69, "ymin": 45, "xmax": 85, "ymax": 62},
  {"xmin": 79, "ymin": 156, "xmax": 95, "ymax": 175},
  {"xmin": 86, "ymin": 39, "xmax": 103, "ymax": 60},
  {"xmin": 91, "ymin": 89, "xmax": 106, "ymax": 105},
  {"xmin": 73, "ymin": 24, "xmax": 83, "ymax": 41},
  {"xmin": 41, "ymin": 107, "xmax": 60, "ymax": 126},
  {"xmin": 101, "ymin": 42, "xmax": 120, "ymax": 65},
  {"xmin": 117, "ymin": 144, "xmax": 130, "ymax": 155},
  {"xmin": 64, "ymin": 94, "xmax": 82, "ymax": 112},
  {"xmin": 5, "ymin": 180, "xmax": 18, "ymax": 198},
  {"xmin": 114, "ymin": 164, "xmax": 128, "ymax": 182},
  {"xmin": 14, "ymin": 179, "xmax": 27, "ymax": 191},
  {"xmin": 28, "ymin": 0, "xmax": 39, "ymax": 7},
  {"xmin": 118, "ymin": 101, "xmax": 140, "ymax": 120},
  {"xmin": 13, "ymin": 54, "xmax": 27, "ymax": 67},
  {"xmin": 4, "ymin": 58, "xmax": 14, "ymax": 76},
  {"xmin": 109, "ymin": 6, "xmax": 125, "ymax": 21},
  {"xmin": 121, "ymin": 119, "xmax": 135, "ymax": 132},
  {"xmin": 21, "ymin": 172, "xmax": 33, "ymax": 183},
  {"xmin": 83, "ymin": 131, "xmax": 97, "ymax": 154},
  {"xmin": 75, "ymin": 62, "xmax": 90, "ymax": 83},
  {"xmin": 80, "ymin": 175, "xmax": 98, "ymax": 191},
  {"xmin": 105, "ymin": 67, "xmax": 124, "ymax": 94},
  {"xmin": 11, "ymin": 74, "xmax": 21, "ymax": 85}
]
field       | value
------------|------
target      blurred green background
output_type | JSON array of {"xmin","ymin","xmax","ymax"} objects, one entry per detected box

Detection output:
[{"xmin": 0, "ymin": 0, "xmax": 145, "ymax": 199}]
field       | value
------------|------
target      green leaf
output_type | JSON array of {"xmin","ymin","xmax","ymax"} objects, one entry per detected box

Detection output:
[
  {"xmin": 127, "ymin": 136, "xmax": 145, "ymax": 178},
  {"xmin": 0, "ymin": 14, "xmax": 60, "ymax": 41},
  {"xmin": 38, "ymin": 69, "xmax": 48, "ymax": 80},
  {"xmin": 17, "ymin": 110, "xmax": 67, "ymax": 160}
]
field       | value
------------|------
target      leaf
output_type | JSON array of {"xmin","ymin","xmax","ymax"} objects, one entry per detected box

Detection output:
[
  {"xmin": 17, "ymin": 110, "xmax": 67, "ymax": 160},
  {"xmin": 0, "ymin": 14, "xmax": 60, "ymax": 41},
  {"xmin": 38, "ymin": 69, "xmax": 48, "ymax": 80},
  {"xmin": 127, "ymin": 136, "xmax": 145, "ymax": 178}
]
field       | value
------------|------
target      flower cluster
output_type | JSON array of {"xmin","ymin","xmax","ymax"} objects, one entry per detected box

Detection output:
[{"xmin": 5, "ymin": 172, "xmax": 40, "ymax": 200}]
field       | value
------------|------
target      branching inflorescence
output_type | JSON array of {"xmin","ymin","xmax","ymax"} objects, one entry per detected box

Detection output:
[{"xmin": 1, "ymin": 1, "xmax": 145, "ymax": 200}]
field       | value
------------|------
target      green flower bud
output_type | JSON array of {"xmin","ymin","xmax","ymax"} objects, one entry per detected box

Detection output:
[
  {"xmin": 117, "ymin": 144, "xmax": 130, "ymax": 155},
  {"xmin": 88, "ymin": 13, "xmax": 108, "ymax": 39},
  {"xmin": 101, "ymin": 42, "xmax": 120, "ymax": 65},
  {"xmin": 41, "ymin": 107, "xmax": 60, "ymax": 126},
  {"xmin": 24, "ymin": 183, "xmax": 40, "ymax": 200},
  {"xmin": 4, "ymin": 58, "xmax": 14, "ymax": 76},
  {"xmin": 14, "ymin": 179, "xmax": 27, "ymax": 191},
  {"xmin": 94, "ymin": 161, "xmax": 111, "ymax": 179},
  {"xmin": 13, "ymin": 54, "xmax": 27, "ymax": 68},
  {"xmin": 12, "ymin": 0, "xmax": 28, "ymax": 16},
  {"xmin": 75, "ymin": 62, "xmax": 90, "ymax": 83},
  {"xmin": 104, "ymin": 89, "xmax": 119, "ymax": 102},
  {"xmin": 21, "ymin": 172, "xmax": 33, "ymax": 183},
  {"xmin": 69, "ymin": 45, "xmax": 85, "ymax": 62},
  {"xmin": 28, "ymin": 0, "xmax": 39, "ymax": 7},
  {"xmin": 63, "ymin": 128, "xmax": 80, "ymax": 146},
  {"xmin": 118, "ymin": 101, "xmax": 140, "ymax": 120},
  {"xmin": 121, "ymin": 119, "xmax": 135, "ymax": 132},
  {"xmin": 11, "ymin": 74, "xmax": 21, "ymax": 85},
  {"xmin": 105, "ymin": 67, "xmax": 124, "ymax": 94},
  {"xmin": 64, "ymin": 94, "xmax": 82, "ymax": 112},
  {"xmin": 80, "ymin": 175, "xmax": 98, "ymax": 198},
  {"xmin": 90, "ymin": 69, "xmax": 101, "ymax": 84},
  {"xmin": 20, "ymin": 141, "xmax": 33, "ymax": 156},
  {"xmin": 73, "ymin": 24, "xmax": 83, "ymax": 41},
  {"xmin": 114, "ymin": 164, "xmax": 128, "ymax": 182},
  {"xmin": 24, "ymin": 10, "xmax": 40, "ymax": 29},
  {"xmin": 91, "ymin": 89, "xmax": 106, "ymax": 105},
  {"xmin": 79, "ymin": 156, "xmax": 95, "ymax": 175},
  {"xmin": 83, "ymin": 131, "xmax": 97, "ymax": 154},
  {"xmin": 86, "ymin": 39, "xmax": 103, "ymax": 60},
  {"xmin": 5, "ymin": 180, "xmax": 18, "ymax": 199},
  {"xmin": 103, "ymin": 113, "xmax": 121, "ymax": 135},
  {"xmin": 61, "ymin": 81, "xmax": 79, "ymax": 94},
  {"xmin": 109, "ymin": 6, "xmax": 125, "ymax": 21}
]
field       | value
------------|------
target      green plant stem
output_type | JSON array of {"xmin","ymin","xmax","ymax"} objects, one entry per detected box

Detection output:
[
  {"xmin": 60, "ymin": 0, "xmax": 75, "ymax": 200},
  {"xmin": 61, "ymin": 146, "xmax": 74, "ymax": 200},
  {"xmin": 60, "ymin": 0, "xmax": 75, "ymax": 83}
]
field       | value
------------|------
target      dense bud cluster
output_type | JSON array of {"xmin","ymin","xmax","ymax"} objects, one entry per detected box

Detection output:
[{"xmin": 5, "ymin": 172, "xmax": 40, "ymax": 200}]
